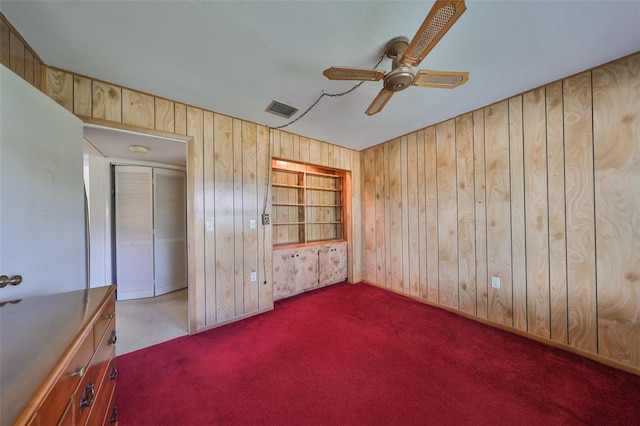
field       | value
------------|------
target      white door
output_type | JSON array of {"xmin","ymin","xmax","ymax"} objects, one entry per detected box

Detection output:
[
  {"xmin": 114, "ymin": 166, "xmax": 154, "ymax": 300},
  {"xmin": 153, "ymin": 168, "xmax": 186, "ymax": 296},
  {"xmin": 0, "ymin": 65, "xmax": 86, "ymax": 302}
]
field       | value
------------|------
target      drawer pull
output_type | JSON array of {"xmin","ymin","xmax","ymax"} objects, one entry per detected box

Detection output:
[
  {"xmin": 108, "ymin": 330, "xmax": 117, "ymax": 346},
  {"xmin": 104, "ymin": 312, "xmax": 115, "ymax": 319},
  {"xmin": 71, "ymin": 367, "xmax": 85, "ymax": 377},
  {"xmin": 109, "ymin": 365, "xmax": 119, "ymax": 380},
  {"xmin": 110, "ymin": 406, "xmax": 118, "ymax": 423},
  {"xmin": 79, "ymin": 383, "xmax": 95, "ymax": 412}
]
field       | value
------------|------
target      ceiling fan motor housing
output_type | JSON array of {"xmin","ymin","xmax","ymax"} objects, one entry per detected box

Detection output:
[{"xmin": 384, "ymin": 57, "xmax": 416, "ymax": 91}]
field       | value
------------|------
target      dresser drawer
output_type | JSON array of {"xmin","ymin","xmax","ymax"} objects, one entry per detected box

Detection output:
[
  {"xmin": 36, "ymin": 332, "xmax": 94, "ymax": 425},
  {"xmin": 76, "ymin": 320, "xmax": 116, "ymax": 425},
  {"xmin": 86, "ymin": 356, "xmax": 117, "ymax": 426}
]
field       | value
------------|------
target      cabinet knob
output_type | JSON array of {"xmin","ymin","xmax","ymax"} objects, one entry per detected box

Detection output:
[
  {"xmin": 104, "ymin": 312, "xmax": 115, "ymax": 320},
  {"xmin": 71, "ymin": 367, "xmax": 85, "ymax": 377}
]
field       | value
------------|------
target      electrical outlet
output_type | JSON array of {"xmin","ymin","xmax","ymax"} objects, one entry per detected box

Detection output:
[
  {"xmin": 262, "ymin": 214, "xmax": 270, "ymax": 225},
  {"xmin": 491, "ymin": 276, "xmax": 501, "ymax": 289},
  {"xmin": 206, "ymin": 221, "xmax": 214, "ymax": 232},
  {"xmin": 250, "ymin": 272, "xmax": 257, "ymax": 282},
  {"xmin": 250, "ymin": 219, "xmax": 256, "ymax": 229}
]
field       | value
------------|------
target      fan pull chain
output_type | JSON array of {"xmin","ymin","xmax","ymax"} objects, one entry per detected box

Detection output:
[{"xmin": 270, "ymin": 54, "xmax": 385, "ymax": 130}]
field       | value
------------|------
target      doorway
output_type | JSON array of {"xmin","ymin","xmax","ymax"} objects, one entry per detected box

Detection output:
[{"xmin": 82, "ymin": 123, "xmax": 189, "ymax": 351}]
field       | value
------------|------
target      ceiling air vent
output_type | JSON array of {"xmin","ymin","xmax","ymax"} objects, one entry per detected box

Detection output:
[{"xmin": 266, "ymin": 100, "xmax": 299, "ymax": 118}]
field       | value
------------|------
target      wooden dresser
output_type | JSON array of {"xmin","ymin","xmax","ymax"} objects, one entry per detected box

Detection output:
[{"xmin": 0, "ymin": 285, "xmax": 118, "ymax": 425}]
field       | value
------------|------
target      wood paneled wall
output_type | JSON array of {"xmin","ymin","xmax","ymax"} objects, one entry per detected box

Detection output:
[
  {"xmin": 0, "ymin": 14, "xmax": 44, "ymax": 91},
  {"xmin": 361, "ymin": 52, "xmax": 640, "ymax": 372},
  {"xmin": 39, "ymin": 65, "xmax": 361, "ymax": 332}
]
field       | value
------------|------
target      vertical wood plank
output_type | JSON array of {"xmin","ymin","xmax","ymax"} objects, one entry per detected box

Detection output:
[
  {"xmin": 417, "ymin": 130, "xmax": 428, "ymax": 299},
  {"xmin": 186, "ymin": 106, "xmax": 205, "ymax": 330},
  {"xmin": 242, "ymin": 121, "xmax": 259, "ymax": 313},
  {"xmin": 509, "ymin": 96, "xmax": 527, "ymax": 331},
  {"xmin": 309, "ymin": 138, "xmax": 322, "ymax": 166},
  {"xmin": 299, "ymin": 137, "xmax": 311, "ymax": 164},
  {"xmin": 33, "ymin": 59, "xmax": 43, "ymax": 91},
  {"xmin": 473, "ymin": 109, "xmax": 489, "ymax": 318},
  {"xmin": 257, "ymin": 124, "xmax": 273, "ymax": 310},
  {"xmin": 155, "ymin": 98, "xmax": 175, "ymax": 133},
  {"xmin": 279, "ymin": 131, "xmax": 293, "ymax": 160},
  {"xmin": 233, "ymin": 118, "xmax": 245, "ymax": 316},
  {"xmin": 456, "ymin": 112, "xmax": 476, "ymax": 314},
  {"xmin": 350, "ymin": 151, "xmax": 363, "ymax": 283},
  {"xmin": 564, "ymin": 72, "xmax": 597, "ymax": 353},
  {"xmin": 407, "ymin": 133, "xmax": 420, "ymax": 297},
  {"xmin": 436, "ymin": 119, "xmax": 459, "ymax": 309},
  {"xmin": 271, "ymin": 130, "xmax": 281, "ymax": 159},
  {"xmin": 384, "ymin": 142, "xmax": 392, "ymax": 288},
  {"xmin": 73, "ymin": 76, "xmax": 92, "ymax": 117},
  {"xmin": 425, "ymin": 126, "xmax": 439, "ymax": 303},
  {"xmin": 363, "ymin": 148, "xmax": 377, "ymax": 283},
  {"xmin": 593, "ymin": 55, "xmax": 640, "ymax": 368},
  {"xmin": 523, "ymin": 87, "xmax": 551, "ymax": 338},
  {"xmin": 203, "ymin": 110, "xmax": 216, "ymax": 326},
  {"xmin": 45, "ymin": 68, "xmax": 73, "ymax": 112},
  {"xmin": 9, "ymin": 30, "xmax": 24, "ymax": 78},
  {"xmin": 388, "ymin": 138, "xmax": 403, "ymax": 292},
  {"xmin": 93, "ymin": 80, "xmax": 122, "ymax": 122},
  {"xmin": 122, "ymin": 88, "xmax": 155, "ymax": 129},
  {"xmin": 485, "ymin": 100, "xmax": 513, "ymax": 326},
  {"xmin": 174, "ymin": 103, "xmax": 187, "ymax": 136},
  {"xmin": 546, "ymin": 80, "xmax": 568, "ymax": 344},
  {"xmin": 23, "ymin": 49, "xmax": 33, "ymax": 84},
  {"xmin": 0, "ymin": 18, "xmax": 10, "ymax": 68},
  {"xmin": 374, "ymin": 144, "xmax": 387, "ymax": 286},
  {"xmin": 214, "ymin": 113, "xmax": 236, "ymax": 322}
]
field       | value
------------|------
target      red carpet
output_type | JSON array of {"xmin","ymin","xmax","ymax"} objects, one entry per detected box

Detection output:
[{"xmin": 116, "ymin": 283, "xmax": 640, "ymax": 425}]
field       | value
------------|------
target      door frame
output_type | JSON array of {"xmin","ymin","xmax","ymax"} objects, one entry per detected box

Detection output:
[{"xmin": 81, "ymin": 116, "xmax": 196, "ymax": 334}]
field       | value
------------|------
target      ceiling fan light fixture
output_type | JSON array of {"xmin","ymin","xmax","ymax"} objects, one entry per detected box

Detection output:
[
  {"xmin": 266, "ymin": 100, "xmax": 299, "ymax": 118},
  {"xmin": 129, "ymin": 144, "xmax": 150, "ymax": 153}
]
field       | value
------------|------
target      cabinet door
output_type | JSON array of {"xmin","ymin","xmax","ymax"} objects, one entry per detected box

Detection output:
[
  {"xmin": 273, "ymin": 247, "xmax": 319, "ymax": 300},
  {"xmin": 318, "ymin": 242, "xmax": 348, "ymax": 286}
]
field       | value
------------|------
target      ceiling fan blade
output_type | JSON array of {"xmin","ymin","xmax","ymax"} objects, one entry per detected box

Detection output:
[
  {"xmin": 323, "ymin": 67, "xmax": 385, "ymax": 81},
  {"xmin": 402, "ymin": 0, "xmax": 467, "ymax": 67},
  {"xmin": 366, "ymin": 89, "xmax": 394, "ymax": 116},
  {"xmin": 412, "ymin": 70, "xmax": 469, "ymax": 88}
]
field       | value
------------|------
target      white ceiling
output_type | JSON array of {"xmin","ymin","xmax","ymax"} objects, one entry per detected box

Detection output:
[
  {"xmin": 2, "ymin": 1, "xmax": 639, "ymax": 151},
  {"xmin": 83, "ymin": 125, "xmax": 187, "ymax": 167}
]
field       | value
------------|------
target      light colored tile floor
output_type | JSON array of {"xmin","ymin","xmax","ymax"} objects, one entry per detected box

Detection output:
[{"xmin": 115, "ymin": 288, "xmax": 188, "ymax": 355}]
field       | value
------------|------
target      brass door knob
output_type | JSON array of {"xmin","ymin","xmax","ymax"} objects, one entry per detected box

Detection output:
[{"xmin": 0, "ymin": 275, "xmax": 22, "ymax": 289}]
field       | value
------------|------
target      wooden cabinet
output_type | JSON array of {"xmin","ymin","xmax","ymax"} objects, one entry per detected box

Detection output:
[
  {"xmin": 273, "ymin": 242, "xmax": 347, "ymax": 300},
  {"xmin": 0, "ymin": 286, "xmax": 118, "ymax": 426}
]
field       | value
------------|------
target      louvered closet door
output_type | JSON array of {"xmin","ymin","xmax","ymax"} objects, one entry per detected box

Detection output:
[
  {"xmin": 153, "ymin": 168, "xmax": 186, "ymax": 296},
  {"xmin": 115, "ymin": 166, "xmax": 154, "ymax": 300}
]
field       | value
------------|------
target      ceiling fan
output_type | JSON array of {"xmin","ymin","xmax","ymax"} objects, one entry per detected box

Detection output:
[{"xmin": 323, "ymin": 0, "xmax": 468, "ymax": 116}]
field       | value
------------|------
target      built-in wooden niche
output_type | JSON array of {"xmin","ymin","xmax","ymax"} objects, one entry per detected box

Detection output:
[{"xmin": 272, "ymin": 159, "xmax": 346, "ymax": 246}]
